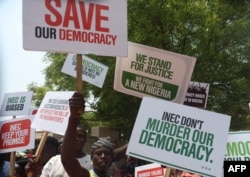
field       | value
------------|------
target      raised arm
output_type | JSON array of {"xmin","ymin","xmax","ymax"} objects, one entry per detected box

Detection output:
[
  {"xmin": 113, "ymin": 143, "xmax": 128, "ymax": 162},
  {"xmin": 61, "ymin": 92, "xmax": 90, "ymax": 177}
]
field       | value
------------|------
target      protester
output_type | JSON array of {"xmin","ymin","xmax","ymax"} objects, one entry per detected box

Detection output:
[
  {"xmin": 106, "ymin": 136, "xmax": 127, "ymax": 177},
  {"xmin": 124, "ymin": 156, "xmax": 149, "ymax": 176},
  {"xmin": 40, "ymin": 125, "xmax": 92, "ymax": 177},
  {"xmin": 0, "ymin": 153, "xmax": 26, "ymax": 177},
  {"xmin": 107, "ymin": 136, "xmax": 128, "ymax": 162},
  {"xmin": 61, "ymin": 92, "xmax": 113, "ymax": 177},
  {"xmin": 57, "ymin": 137, "xmax": 64, "ymax": 154},
  {"xmin": 0, "ymin": 153, "xmax": 10, "ymax": 177},
  {"xmin": 24, "ymin": 136, "xmax": 59, "ymax": 177}
]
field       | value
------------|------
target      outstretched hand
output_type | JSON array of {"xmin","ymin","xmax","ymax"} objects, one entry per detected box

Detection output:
[{"xmin": 69, "ymin": 92, "xmax": 85, "ymax": 119}]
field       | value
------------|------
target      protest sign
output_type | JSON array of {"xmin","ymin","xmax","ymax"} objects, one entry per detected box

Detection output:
[
  {"xmin": 61, "ymin": 53, "xmax": 108, "ymax": 88},
  {"xmin": 22, "ymin": 0, "xmax": 127, "ymax": 56},
  {"xmin": 31, "ymin": 91, "xmax": 74, "ymax": 135},
  {"xmin": 0, "ymin": 116, "xmax": 35, "ymax": 153},
  {"xmin": 127, "ymin": 97, "xmax": 231, "ymax": 177},
  {"xmin": 135, "ymin": 163, "xmax": 166, "ymax": 177},
  {"xmin": 225, "ymin": 131, "xmax": 250, "ymax": 161},
  {"xmin": 184, "ymin": 81, "xmax": 210, "ymax": 108},
  {"xmin": 114, "ymin": 42, "xmax": 196, "ymax": 104},
  {"xmin": 0, "ymin": 92, "xmax": 33, "ymax": 116}
]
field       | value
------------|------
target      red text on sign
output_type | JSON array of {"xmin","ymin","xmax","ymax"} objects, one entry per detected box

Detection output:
[{"xmin": 45, "ymin": 0, "xmax": 109, "ymax": 32}]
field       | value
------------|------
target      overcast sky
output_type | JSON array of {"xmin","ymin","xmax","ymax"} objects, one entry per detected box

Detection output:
[{"xmin": 0, "ymin": 0, "xmax": 47, "ymax": 103}]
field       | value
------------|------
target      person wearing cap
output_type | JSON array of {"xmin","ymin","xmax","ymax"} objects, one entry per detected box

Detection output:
[
  {"xmin": 106, "ymin": 136, "xmax": 128, "ymax": 177},
  {"xmin": 61, "ymin": 92, "xmax": 114, "ymax": 177}
]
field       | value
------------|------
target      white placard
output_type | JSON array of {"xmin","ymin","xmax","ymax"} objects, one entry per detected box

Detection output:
[
  {"xmin": 61, "ymin": 54, "xmax": 108, "ymax": 88},
  {"xmin": 0, "ymin": 92, "xmax": 33, "ymax": 116},
  {"xmin": 0, "ymin": 116, "xmax": 35, "ymax": 153},
  {"xmin": 31, "ymin": 91, "xmax": 74, "ymax": 135},
  {"xmin": 225, "ymin": 131, "xmax": 250, "ymax": 161},
  {"xmin": 127, "ymin": 97, "xmax": 231, "ymax": 177},
  {"xmin": 23, "ymin": 0, "xmax": 128, "ymax": 56},
  {"xmin": 114, "ymin": 42, "xmax": 196, "ymax": 104}
]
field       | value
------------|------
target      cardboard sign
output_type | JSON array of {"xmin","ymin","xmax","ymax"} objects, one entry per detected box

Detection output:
[
  {"xmin": 0, "ymin": 92, "xmax": 33, "ymax": 116},
  {"xmin": 184, "ymin": 81, "xmax": 210, "ymax": 108},
  {"xmin": 225, "ymin": 131, "xmax": 250, "ymax": 161},
  {"xmin": 135, "ymin": 163, "xmax": 165, "ymax": 177},
  {"xmin": 31, "ymin": 91, "xmax": 74, "ymax": 135},
  {"xmin": 127, "ymin": 97, "xmax": 231, "ymax": 177},
  {"xmin": 114, "ymin": 42, "xmax": 196, "ymax": 104},
  {"xmin": 22, "ymin": 0, "xmax": 128, "ymax": 56},
  {"xmin": 0, "ymin": 116, "xmax": 35, "ymax": 153},
  {"xmin": 61, "ymin": 53, "xmax": 108, "ymax": 88}
]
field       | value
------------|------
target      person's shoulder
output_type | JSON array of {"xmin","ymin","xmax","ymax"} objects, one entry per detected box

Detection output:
[
  {"xmin": 85, "ymin": 154, "xmax": 91, "ymax": 158},
  {"xmin": 51, "ymin": 154, "xmax": 61, "ymax": 158},
  {"xmin": 79, "ymin": 153, "xmax": 91, "ymax": 160},
  {"xmin": 78, "ymin": 154, "xmax": 91, "ymax": 162},
  {"xmin": 48, "ymin": 154, "xmax": 61, "ymax": 162},
  {"xmin": 77, "ymin": 154, "xmax": 92, "ymax": 170}
]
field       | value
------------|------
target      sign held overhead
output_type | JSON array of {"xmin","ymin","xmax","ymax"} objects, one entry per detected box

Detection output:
[
  {"xmin": 23, "ymin": 0, "xmax": 128, "ymax": 56},
  {"xmin": 114, "ymin": 42, "xmax": 196, "ymax": 103},
  {"xmin": 127, "ymin": 96, "xmax": 231, "ymax": 177}
]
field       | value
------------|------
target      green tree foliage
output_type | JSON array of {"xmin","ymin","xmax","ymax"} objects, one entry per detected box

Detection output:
[
  {"xmin": 28, "ymin": 0, "xmax": 250, "ymax": 139},
  {"xmin": 27, "ymin": 82, "xmax": 51, "ymax": 107},
  {"xmin": 127, "ymin": 0, "xmax": 250, "ymax": 131}
]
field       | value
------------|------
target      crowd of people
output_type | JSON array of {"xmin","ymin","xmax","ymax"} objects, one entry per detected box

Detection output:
[
  {"xmin": 1, "ymin": 134, "xmax": 144, "ymax": 177},
  {"xmin": 1, "ymin": 92, "xmax": 200, "ymax": 177}
]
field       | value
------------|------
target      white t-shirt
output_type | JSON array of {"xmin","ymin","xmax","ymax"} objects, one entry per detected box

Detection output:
[{"xmin": 40, "ymin": 154, "xmax": 92, "ymax": 177}]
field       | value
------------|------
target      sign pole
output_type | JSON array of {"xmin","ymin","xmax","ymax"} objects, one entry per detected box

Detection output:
[
  {"xmin": 27, "ymin": 131, "xmax": 49, "ymax": 177},
  {"xmin": 164, "ymin": 167, "xmax": 171, "ymax": 177},
  {"xmin": 76, "ymin": 54, "xmax": 83, "ymax": 92},
  {"xmin": 9, "ymin": 116, "xmax": 16, "ymax": 177},
  {"xmin": 76, "ymin": 54, "xmax": 83, "ymax": 118}
]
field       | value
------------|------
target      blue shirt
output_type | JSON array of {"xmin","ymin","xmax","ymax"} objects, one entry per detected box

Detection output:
[{"xmin": 1, "ymin": 161, "xmax": 10, "ymax": 177}]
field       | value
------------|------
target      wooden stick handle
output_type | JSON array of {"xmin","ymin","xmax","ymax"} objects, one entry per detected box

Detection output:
[
  {"xmin": 76, "ymin": 54, "xmax": 83, "ymax": 93},
  {"xmin": 27, "ymin": 131, "xmax": 49, "ymax": 177},
  {"xmin": 9, "ymin": 152, "xmax": 16, "ymax": 177},
  {"xmin": 9, "ymin": 115, "xmax": 16, "ymax": 177},
  {"xmin": 164, "ymin": 167, "xmax": 171, "ymax": 177}
]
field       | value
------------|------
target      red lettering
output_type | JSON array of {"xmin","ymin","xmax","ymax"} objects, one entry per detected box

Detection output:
[
  {"xmin": 96, "ymin": 4, "xmax": 109, "ymax": 32},
  {"xmin": 79, "ymin": 2, "xmax": 94, "ymax": 30},
  {"xmin": 45, "ymin": 0, "xmax": 62, "ymax": 26},
  {"xmin": 63, "ymin": 0, "xmax": 80, "ymax": 28},
  {"xmin": 44, "ymin": 0, "xmax": 110, "ymax": 32}
]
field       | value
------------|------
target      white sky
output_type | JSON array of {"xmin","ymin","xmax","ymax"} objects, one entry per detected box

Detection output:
[{"xmin": 0, "ymin": 0, "xmax": 47, "ymax": 102}]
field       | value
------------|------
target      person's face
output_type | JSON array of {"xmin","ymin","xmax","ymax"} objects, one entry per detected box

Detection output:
[
  {"xmin": 57, "ymin": 138, "xmax": 64, "ymax": 154},
  {"xmin": 92, "ymin": 147, "xmax": 113, "ymax": 171},
  {"xmin": 75, "ymin": 127, "xmax": 86, "ymax": 151}
]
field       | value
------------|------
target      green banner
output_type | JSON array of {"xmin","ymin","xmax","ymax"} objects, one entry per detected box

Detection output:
[{"xmin": 121, "ymin": 71, "xmax": 178, "ymax": 100}]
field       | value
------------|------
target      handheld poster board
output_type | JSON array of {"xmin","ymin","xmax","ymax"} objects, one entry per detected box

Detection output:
[{"xmin": 127, "ymin": 97, "xmax": 231, "ymax": 177}]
